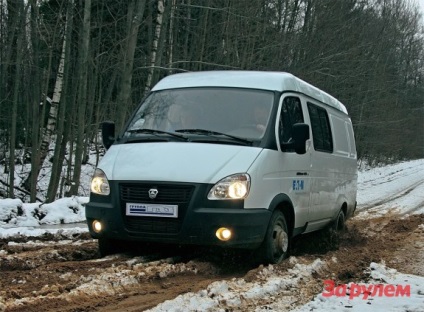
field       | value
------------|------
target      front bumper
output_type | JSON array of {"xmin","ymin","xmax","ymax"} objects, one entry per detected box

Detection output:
[{"xmin": 86, "ymin": 181, "xmax": 271, "ymax": 249}]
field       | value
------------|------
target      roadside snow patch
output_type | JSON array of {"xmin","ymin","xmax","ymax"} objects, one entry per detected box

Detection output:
[
  {"xmin": 0, "ymin": 196, "xmax": 88, "ymax": 234},
  {"xmin": 147, "ymin": 258, "xmax": 325, "ymax": 312},
  {"xmin": 294, "ymin": 262, "xmax": 424, "ymax": 312}
]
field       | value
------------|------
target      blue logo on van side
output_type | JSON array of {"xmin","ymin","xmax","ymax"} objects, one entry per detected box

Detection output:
[{"xmin": 293, "ymin": 180, "xmax": 304, "ymax": 191}]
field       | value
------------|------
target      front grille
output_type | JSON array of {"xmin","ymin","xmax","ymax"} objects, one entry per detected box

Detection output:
[
  {"xmin": 120, "ymin": 183, "xmax": 194, "ymax": 234},
  {"xmin": 120, "ymin": 184, "xmax": 193, "ymax": 204}
]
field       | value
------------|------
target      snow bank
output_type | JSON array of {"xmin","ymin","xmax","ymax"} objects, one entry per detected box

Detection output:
[{"xmin": 0, "ymin": 196, "xmax": 88, "ymax": 229}]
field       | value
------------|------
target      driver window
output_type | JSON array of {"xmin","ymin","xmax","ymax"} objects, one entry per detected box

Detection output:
[{"xmin": 279, "ymin": 96, "xmax": 304, "ymax": 147}]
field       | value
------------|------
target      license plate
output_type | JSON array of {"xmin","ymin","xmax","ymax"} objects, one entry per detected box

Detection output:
[{"xmin": 126, "ymin": 203, "xmax": 178, "ymax": 218}]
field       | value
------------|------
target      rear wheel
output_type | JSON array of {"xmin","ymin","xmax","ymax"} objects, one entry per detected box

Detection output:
[{"xmin": 259, "ymin": 210, "xmax": 290, "ymax": 264}]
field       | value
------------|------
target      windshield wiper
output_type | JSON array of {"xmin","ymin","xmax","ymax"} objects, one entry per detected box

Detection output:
[
  {"xmin": 175, "ymin": 129, "xmax": 252, "ymax": 145},
  {"xmin": 127, "ymin": 128, "xmax": 188, "ymax": 141}
]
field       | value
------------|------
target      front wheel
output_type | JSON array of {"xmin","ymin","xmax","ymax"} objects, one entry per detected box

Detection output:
[{"xmin": 258, "ymin": 210, "xmax": 290, "ymax": 264}]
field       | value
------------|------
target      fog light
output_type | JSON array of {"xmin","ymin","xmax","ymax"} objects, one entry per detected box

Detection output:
[
  {"xmin": 216, "ymin": 227, "xmax": 232, "ymax": 241},
  {"xmin": 92, "ymin": 220, "xmax": 102, "ymax": 233}
]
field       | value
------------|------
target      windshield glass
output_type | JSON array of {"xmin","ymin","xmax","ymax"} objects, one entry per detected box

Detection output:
[{"xmin": 125, "ymin": 88, "xmax": 274, "ymax": 141}]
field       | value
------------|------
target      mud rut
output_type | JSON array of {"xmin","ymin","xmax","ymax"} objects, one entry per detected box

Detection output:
[{"xmin": 1, "ymin": 213, "xmax": 423, "ymax": 312}]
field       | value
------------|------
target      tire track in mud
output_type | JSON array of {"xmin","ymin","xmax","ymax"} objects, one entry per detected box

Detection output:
[
  {"xmin": 1, "ymin": 213, "xmax": 423, "ymax": 312},
  {"xmin": 0, "ymin": 238, "xmax": 255, "ymax": 312},
  {"xmin": 358, "ymin": 162, "xmax": 424, "ymax": 187},
  {"xmin": 357, "ymin": 160, "xmax": 424, "ymax": 214},
  {"xmin": 397, "ymin": 181, "xmax": 424, "ymax": 216},
  {"xmin": 357, "ymin": 178, "xmax": 424, "ymax": 212}
]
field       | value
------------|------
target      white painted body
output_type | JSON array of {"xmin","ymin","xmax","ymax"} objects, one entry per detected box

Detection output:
[
  {"xmin": 99, "ymin": 142, "xmax": 262, "ymax": 184},
  {"xmin": 98, "ymin": 71, "xmax": 357, "ymax": 235}
]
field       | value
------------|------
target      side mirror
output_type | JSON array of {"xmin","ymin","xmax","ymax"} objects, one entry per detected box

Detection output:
[
  {"xmin": 292, "ymin": 123, "xmax": 310, "ymax": 154},
  {"xmin": 102, "ymin": 121, "xmax": 115, "ymax": 150}
]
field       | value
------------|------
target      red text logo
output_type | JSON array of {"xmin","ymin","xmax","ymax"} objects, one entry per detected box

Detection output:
[{"xmin": 323, "ymin": 280, "xmax": 411, "ymax": 300}]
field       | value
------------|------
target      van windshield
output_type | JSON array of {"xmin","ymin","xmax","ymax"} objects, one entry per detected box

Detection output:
[{"xmin": 125, "ymin": 88, "xmax": 274, "ymax": 141}]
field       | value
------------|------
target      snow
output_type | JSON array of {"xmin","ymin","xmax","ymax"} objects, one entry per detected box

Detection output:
[
  {"xmin": 294, "ymin": 263, "xmax": 424, "ymax": 312},
  {"xmin": 1, "ymin": 158, "xmax": 424, "ymax": 311},
  {"xmin": 356, "ymin": 159, "xmax": 424, "ymax": 218},
  {"xmin": 147, "ymin": 259, "xmax": 325, "ymax": 312},
  {"xmin": 0, "ymin": 196, "xmax": 88, "ymax": 238}
]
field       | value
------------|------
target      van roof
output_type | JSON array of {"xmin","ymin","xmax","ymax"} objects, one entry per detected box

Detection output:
[{"xmin": 152, "ymin": 71, "xmax": 348, "ymax": 114}]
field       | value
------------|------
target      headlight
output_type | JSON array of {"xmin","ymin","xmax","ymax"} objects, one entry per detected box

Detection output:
[
  {"xmin": 90, "ymin": 169, "xmax": 110, "ymax": 195},
  {"xmin": 207, "ymin": 173, "xmax": 250, "ymax": 200}
]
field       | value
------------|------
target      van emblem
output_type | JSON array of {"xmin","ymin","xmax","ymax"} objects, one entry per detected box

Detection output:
[{"xmin": 149, "ymin": 188, "xmax": 158, "ymax": 199}]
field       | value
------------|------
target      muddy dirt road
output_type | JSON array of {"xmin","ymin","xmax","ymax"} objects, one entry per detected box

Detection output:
[{"xmin": 1, "ymin": 212, "xmax": 423, "ymax": 312}]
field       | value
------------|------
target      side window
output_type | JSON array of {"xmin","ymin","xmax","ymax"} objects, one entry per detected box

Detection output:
[
  {"xmin": 307, "ymin": 103, "xmax": 333, "ymax": 153},
  {"xmin": 278, "ymin": 96, "xmax": 304, "ymax": 147}
]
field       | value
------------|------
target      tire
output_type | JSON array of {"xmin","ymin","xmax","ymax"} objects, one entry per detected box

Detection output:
[
  {"xmin": 333, "ymin": 209, "xmax": 345, "ymax": 232},
  {"xmin": 258, "ymin": 210, "xmax": 290, "ymax": 264},
  {"xmin": 98, "ymin": 238, "xmax": 122, "ymax": 257}
]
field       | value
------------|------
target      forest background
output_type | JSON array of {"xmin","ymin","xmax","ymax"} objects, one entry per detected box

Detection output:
[{"xmin": 0, "ymin": 0, "xmax": 423, "ymax": 202}]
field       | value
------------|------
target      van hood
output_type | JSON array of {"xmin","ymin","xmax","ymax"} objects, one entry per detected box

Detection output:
[{"xmin": 98, "ymin": 142, "xmax": 262, "ymax": 184}]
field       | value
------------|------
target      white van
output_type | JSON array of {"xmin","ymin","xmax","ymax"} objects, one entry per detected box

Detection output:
[{"xmin": 86, "ymin": 71, "xmax": 357, "ymax": 264}]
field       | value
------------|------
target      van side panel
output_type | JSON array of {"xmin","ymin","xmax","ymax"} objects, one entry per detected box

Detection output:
[
  {"xmin": 329, "ymin": 114, "xmax": 358, "ymax": 217},
  {"xmin": 305, "ymin": 103, "xmax": 357, "ymax": 232}
]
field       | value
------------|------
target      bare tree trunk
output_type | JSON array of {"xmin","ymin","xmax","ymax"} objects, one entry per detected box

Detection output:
[
  {"xmin": 116, "ymin": 0, "xmax": 147, "ymax": 130},
  {"xmin": 287, "ymin": 0, "xmax": 300, "ymax": 33},
  {"xmin": 8, "ymin": 0, "xmax": 26, "ymax": 198},
  {"xmin": 168, "ymin": 0, "xmax": 176, "ymax": 74},
  {"xmin": 46, "ymin": 0, "xmax": 74, "ymax": 202},
  {"xmin": 144, "ymin": 0, "xmax": 164, "ymax": 93},
  {"xmin": 183, "ymin": 0, "xmax": 191, "ymax": 68},
  {"xmin": 29, "ymin": 0, "xmax": 41, "ymax": 202},
  {"xmin": 152, "ymin": 2, "xmax": 171, "ymax": 83},
  {"xmin": 61, "ymin": 95, "xmax": 76, "ymax": 198},
  {"xmin": 38, "ymin": 26, "xmax": 66, "ymax": 174},
  {"xmin": 196, "ymin": 2, "xmax": 210, "ymax": 71},
  {"xmin": 82, "ymin": 66, "xmax": 97, "ymax": 165},
  {"xmin": 1, "ymin": 0, "xmax": 19, "ymax": 104},
  {"xmin": 69, "ymin": 0, "xmax": 91, "ymax": 196}
]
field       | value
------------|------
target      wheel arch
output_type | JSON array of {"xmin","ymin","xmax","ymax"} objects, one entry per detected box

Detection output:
[
  {"xmin": 335, "ymin": 194, "xmax": 349, "ymax": 220},
  {"xmin": 268, "ymin": 193, "xmax": 295, "ymax": 238}
]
